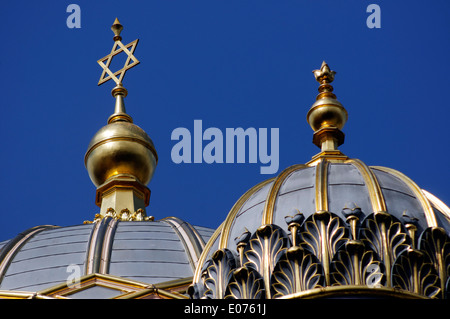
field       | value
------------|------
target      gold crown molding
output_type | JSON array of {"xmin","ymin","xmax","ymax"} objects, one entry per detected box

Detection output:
[
  {"xmin": 94, "ymin": 175, "xmax": 151, "ymax": 207},
  {"xmin": 0, "ymin": 275, "xmax": 193, "ymax": 299},
  {"xmin": 0, "ymin": 290, "xmax": 65, "ymax": 299},
  {"xmin": 32, "ymin": 273, "xmax": 192, "ymax": 299},
  {"xmin": 121, "ymin": 277, "xmax": 193, "ymax": 299},
  {"xmin": 307, "ymin": 150, "xmax": 348, "ymax": 166},
  {"xmin": 84, "ymin": 207, "xmax": 154, "ymax": 224},
  {"xmin": 277, "ymin": 285, "xmax": 429, "ymax": 299}
]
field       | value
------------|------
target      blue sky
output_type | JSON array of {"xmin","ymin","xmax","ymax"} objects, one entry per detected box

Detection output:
[{"xmin": 1, "ymin": 1, "xmax": 449, "ymax": 241}]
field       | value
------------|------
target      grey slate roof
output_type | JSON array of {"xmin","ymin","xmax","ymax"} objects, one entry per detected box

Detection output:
[{"xmin": 0, "ymin": 217, "xmax": 214, "ymax": 293}]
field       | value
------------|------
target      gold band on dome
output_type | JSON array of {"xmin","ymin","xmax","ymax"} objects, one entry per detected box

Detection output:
[
  {"xmin": 218, "ymin": 178, "xmax": 276, "ymax": 249},
  {"xmin": 346, "ymin": 159, "xmax": 386, "ymax": 214},
  {"xmin": 422, "ymin": 189, "xmax": 450, "ymax": 222},
  {"xmin": 315, "ymin": 158, "xmax": 329, "ymax": 212},
  {"xmin": 262, "ymin": 164, "xmax": 308, "ymax": 225},
  {"xmin": 192, "ymin": 221, "xmax": 225, "ymax": 283},
  {"xmin": 371, "ymin": 166, "xmax": 438, "ymax": 227}
]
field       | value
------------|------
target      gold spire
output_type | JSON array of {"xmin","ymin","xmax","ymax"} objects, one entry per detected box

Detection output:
[
  {"xmin": 84, "ymin": 19, "xmax": 157, "ymax": 222},
  {"xmin": 307, "ymin": 61, "xmax": 348, "ymax": 163},
  {"xmin": 111, "ymin": 17, "xmax": 123, "ymax": 41}
]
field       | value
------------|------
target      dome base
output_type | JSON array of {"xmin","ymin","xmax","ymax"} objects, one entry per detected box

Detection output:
[{"xmin": 95, "ymin": 174, "xmax": 151, "ymax": 219}]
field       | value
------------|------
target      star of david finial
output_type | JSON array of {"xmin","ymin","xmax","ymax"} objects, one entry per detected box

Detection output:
[{"xmin": 97, "ymin": 18, "xmax": 140, "ymax": 86}]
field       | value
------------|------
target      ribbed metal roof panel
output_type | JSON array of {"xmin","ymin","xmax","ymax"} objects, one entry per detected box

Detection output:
[
  {"xmin": 108, "ymin": 221, "xmax": 192, "ymax": 283},
  {"xmin": 0, "ymin": 224, "xmax": 93, "ymax": 292},
  {"xmin": 0, "ymin": 219, "xmax": 216, "ymax": 294},
  {"xmin": 193, "ymin": 226, "xmax": 215, "ymax": 242}
]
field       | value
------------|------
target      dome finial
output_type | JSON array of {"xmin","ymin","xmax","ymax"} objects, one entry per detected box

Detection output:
[
  {"xmin": 307, "ymin": 61, "xmax": 348, "ymax": 160},
  {"xmin": 111, "ymin": 18, "xmax": 123, "ymax": 41},
  {"xmin": 85, "ymin": 20, "xmax": 157, "ymax": 222},
  {"xmin": 313, "ymin": 61, "xmax": 336, "ymax": 84},
  {"xmin": 97, "ymin": 18, "xmax": 140, "ymax": 87},
  {"xmin": 97, "ymin": 18, "xmax": 140, "ymax": 123}
]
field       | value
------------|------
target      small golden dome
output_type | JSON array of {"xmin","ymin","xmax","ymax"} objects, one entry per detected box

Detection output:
[
  {"xmin": 85, "ymin": 85, "xmax": 157, "ymax": 188},
  {"xmin": 307, "ymin": 97, "xmax": 347, "ymax": 131},
  {"xmin": 84, "ymin": 119, "xmax": 158, "ymax": 187}
]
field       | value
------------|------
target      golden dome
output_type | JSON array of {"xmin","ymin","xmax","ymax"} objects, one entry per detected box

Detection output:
[
  {"xmin": 85, "ymin": 119, "xmax": 158, "ymax": 187},
  {"xmin": 85, "ymin": 80, "xmax": 158, "ymax": 187},
  {"xmin": 85, "ymin": 85, "xmax": 158, "ymax": 187}
]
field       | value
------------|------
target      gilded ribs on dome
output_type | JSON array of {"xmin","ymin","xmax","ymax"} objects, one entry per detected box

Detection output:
[{"xmin": 190, "ymin": 62, "xmax": 450, "ymax": 299}]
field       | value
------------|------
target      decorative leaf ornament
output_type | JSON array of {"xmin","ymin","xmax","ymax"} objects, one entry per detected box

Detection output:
[
  {"xmin": 225, "ymin": 267, "xmax": 265, "ymax": 299},
  {"xmin": 243, "ymin": 224, "xmax": 289, "ymax": 297},
  {"xmin": 193, "ymin": 209, "xmax": 449, "ymax": 299},
  {"xmin": 330, "ymin": 240, "xmax": 385, "ymax": 287},
  {"xmin": 359, "ymin": 212, "xmax": 411, "ymax": 285},
  {"xmin": 271, "ymin": 246, "xmax": 324, "ymax": 297},
  {"xmin": 298, "ymin": 211, "xmax": 348, "ymax": 285},
  {"xmin": 201, "ymin": 249, "xmax": 237, "ymax": 299},
  {"xmin": 392, "ymin": 248, "xmax": 441, "ymax": 298}
]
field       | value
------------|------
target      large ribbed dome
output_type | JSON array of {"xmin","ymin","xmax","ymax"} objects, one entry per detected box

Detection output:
[
  {"xmin": 0, "ymin": 217, "xmax": 214, "ymax": 299},
  {"xmin": 193, "ymin": 159, "xmax": 450, "ymax": 298},
  {"xmin": 190, "ymin": 62, "xmax": 450, "ymax": 300}
]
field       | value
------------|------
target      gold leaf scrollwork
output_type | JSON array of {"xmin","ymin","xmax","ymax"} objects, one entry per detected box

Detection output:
[
  {"xmin": 201, "ymin": 249, "xmax": 237, "ymax": 299},
  {"xmin": 225, "ymin": 267, "xmax": 265, "ymax": 299},
  {"xmin": 330, "ymin": 240, "xmax": 385, "ymax": 287},
  {"xmin": 298, "ymin": 211, "xmax": 348, "ymax": 285},
  {"xmin": 83, "ymin": 208, "xmax": 155, "ymax": 223},
  {"xmin": 392, "ymin": 248, "xmax": 441, "ymax": 298},
  {"xmin": 270, "ymin": 246, "xmax": 324, "ymax": 298},
  {"xmin": 359, "ymin": 212, "xmax": 411, "ymax": 286},
  {"xmin": 243, "ymin": 224, "xmax": 289, "ymax": 273},
  {"xmin": 418, "ymin": 227, "xmax": 450, "ymax": 298},
  {"xmin": 191, "ymin": 211, "xmax": 449, "ymax": 299},
  {"xmin": 243, "ymin": 224, "xmax": 289, "ymax": 298}
]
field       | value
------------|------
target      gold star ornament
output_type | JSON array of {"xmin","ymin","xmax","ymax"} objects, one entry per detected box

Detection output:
[{"xmin": 97, "ymin": 18, "xmax": 140, "ymax": 86}]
